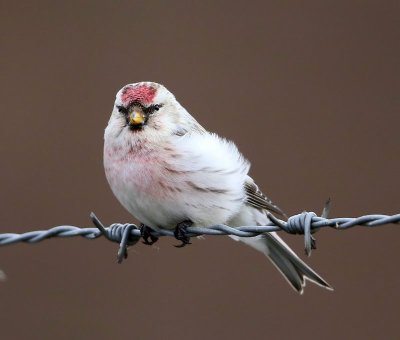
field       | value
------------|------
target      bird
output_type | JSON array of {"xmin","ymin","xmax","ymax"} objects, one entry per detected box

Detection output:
[{"xmin": 103, "ymin": 81, "xmax": 332, "ymax": 294}]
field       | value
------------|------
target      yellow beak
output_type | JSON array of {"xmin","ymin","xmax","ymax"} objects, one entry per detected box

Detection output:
[{"xmin": 129, "ymin": 111, "xmax": 145, "ymax": 126}]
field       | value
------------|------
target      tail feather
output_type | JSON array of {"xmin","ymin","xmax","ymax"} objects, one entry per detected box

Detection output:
[
  {"xmin": 264, "ymin": 233, "xmax": 332, "ymax": 293},
  {"xmin": 230, "ymin": 233, "xmax": 333, "ymax": 294}
]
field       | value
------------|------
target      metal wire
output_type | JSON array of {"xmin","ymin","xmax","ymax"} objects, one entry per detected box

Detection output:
[{"xmin": 0, "ymin": 210, "xmax": 399, "ymax": 262}]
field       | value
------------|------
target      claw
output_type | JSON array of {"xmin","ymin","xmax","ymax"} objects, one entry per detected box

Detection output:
[
  {"xmin": 174, "ymin": 220, "xmax": 193, "ymax": 248},
  {"xmin": 140, "ymin": 224, "xmax": 159, "ymax": 245}
]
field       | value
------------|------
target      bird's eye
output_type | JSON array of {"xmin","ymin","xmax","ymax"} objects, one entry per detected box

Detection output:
[
  {"xmin": 144, "ymin": 104, "xmax": 162, "ymax": 115},
  {"xmin": 117, "ymin": 105, "xmax": 128, "ymax": 115}
]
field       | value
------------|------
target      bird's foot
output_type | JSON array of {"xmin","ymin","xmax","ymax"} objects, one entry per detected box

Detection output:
[
  {"xmin": 174, "ymin": 220, "xmax": 193, "ymax": 248},
  {"xmin": 140, "ymin": 224, "xmax": 159, "ymax": 245}
]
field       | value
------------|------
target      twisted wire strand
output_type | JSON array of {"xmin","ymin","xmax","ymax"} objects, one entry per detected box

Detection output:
[{"xmin": 0, "ymin": 212, "xmax": 399, "ymax": 262}]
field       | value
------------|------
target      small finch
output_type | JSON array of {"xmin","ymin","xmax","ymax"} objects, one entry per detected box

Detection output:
[{"xmin": 104, "ymin": 82, "xmax": 332, "ymax": 293}]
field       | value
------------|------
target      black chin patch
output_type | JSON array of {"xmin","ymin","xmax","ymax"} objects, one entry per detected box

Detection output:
[{"xmin": 128, "ymin": 123, "xmax": 145, "ymax": 131}]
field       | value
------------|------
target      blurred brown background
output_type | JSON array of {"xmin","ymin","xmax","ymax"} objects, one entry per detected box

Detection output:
[{"xmin": 0, "ymin": 1, "xmax": 399, "ymax": 339}]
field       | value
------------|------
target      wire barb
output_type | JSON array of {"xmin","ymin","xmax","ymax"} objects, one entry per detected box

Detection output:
[
  {"xmin": 0, "ymin": 210, "xmax": 399, "ymax": 261},
  {"xmin": 90, "ymin": 213, "xmax": 140, "ymax": 263}
]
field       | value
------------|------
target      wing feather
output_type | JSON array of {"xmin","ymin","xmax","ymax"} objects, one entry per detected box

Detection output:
[{"xmin": 244, "ymin": 176, "xmax": 287, "ymax": 218}]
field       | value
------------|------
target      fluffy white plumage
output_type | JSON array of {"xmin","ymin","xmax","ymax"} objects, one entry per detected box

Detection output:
[{"xmin": 104, "ymin": 81, "xmax": 332, "ymax": 294}]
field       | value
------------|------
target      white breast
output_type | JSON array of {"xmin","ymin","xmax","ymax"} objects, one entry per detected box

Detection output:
[{"xmin": 104, "ymin": 132, "xmax": 250, "ymax": 229}]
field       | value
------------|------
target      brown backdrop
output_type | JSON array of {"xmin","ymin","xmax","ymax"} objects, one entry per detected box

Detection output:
[{"xmin": 0, "ymin": 1, "xmax": 399, "ymax": 339}]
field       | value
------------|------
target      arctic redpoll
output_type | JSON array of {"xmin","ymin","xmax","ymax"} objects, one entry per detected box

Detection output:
[{"xmin": 104, "ymin": 82, "xmax": 332, "ymax": 293}]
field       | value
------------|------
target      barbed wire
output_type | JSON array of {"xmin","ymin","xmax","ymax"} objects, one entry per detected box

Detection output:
[{"xmin": 0, "ymin": 208, "xmax": 399, "ymax": 263}]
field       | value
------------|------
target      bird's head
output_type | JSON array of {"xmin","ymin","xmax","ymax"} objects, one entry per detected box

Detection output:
[
  {"xmin": 106, "ymin": 82, "xmax": 178, "ymax": 137},
  {"xmin": 105, "ymin": 82, "xmax": 204, "ymax": 146}
]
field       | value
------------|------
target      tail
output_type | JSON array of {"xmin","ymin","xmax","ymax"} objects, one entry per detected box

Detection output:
[{"xmin": 230, "ymin": 233, "xmax": 333, "ymax": 294}]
